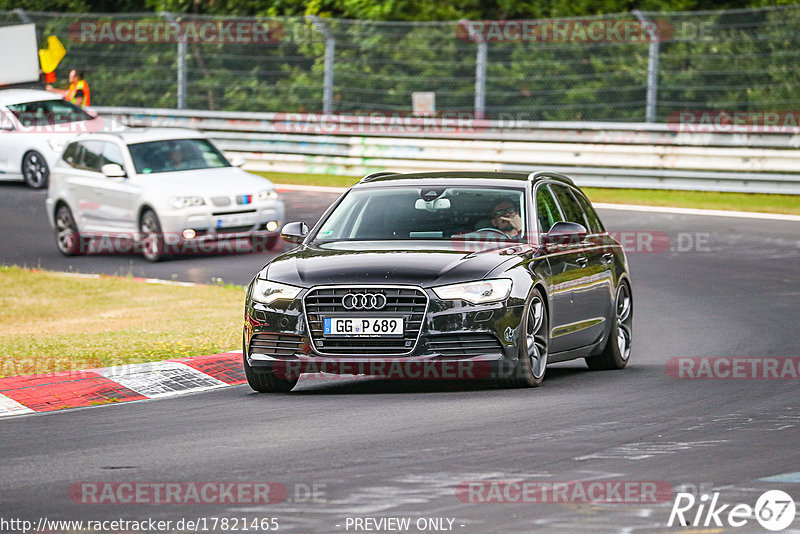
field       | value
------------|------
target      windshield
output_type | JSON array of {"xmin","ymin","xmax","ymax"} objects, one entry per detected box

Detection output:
[
  {"xmin": 6, "ymin": 99, "xmax": 91, "ymax": 126},
  {"xmin": 128, "ymin": 138, "xmax": 231, "ymax": 174},
  {"xmin": 314, "ymin": 186, "xmax": 527, "ymax": 242}
]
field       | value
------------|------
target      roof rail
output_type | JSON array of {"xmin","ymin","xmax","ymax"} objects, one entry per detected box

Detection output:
[
  {"xmin": 358, "ymin": 171, "xmax": 398, "ymax": 183},
  {"xmin": 527, "ymin": 171, "xmax": 575, "ymax": 186}
]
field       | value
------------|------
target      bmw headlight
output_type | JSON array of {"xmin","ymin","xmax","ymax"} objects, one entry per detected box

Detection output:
[
  {"xmin": 257, "ymin": 189, "xmax": 279, "ymax": 202},
  {"xmin": 433, "ymin": 279, "xmax": 512, "ymax": 304},
  {"xmin": 47, "ymin": 139, "xmax": 65, "ymax": 153},
  {"xmin": 252, "ymin": 278, "xmax": 302, "ymax": 305},
  {"xmin": 169, "ymin": 196, "xmax": 206, "ymax": 209}
]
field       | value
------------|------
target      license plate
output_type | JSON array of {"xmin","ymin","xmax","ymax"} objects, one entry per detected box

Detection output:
[
  {"xmin": 323, "ymin": 317, "xmax": 404, "ymax": 337},
  {"xmin": 216, "ymin": 214, "xmax": 255, "ymax": 228}
]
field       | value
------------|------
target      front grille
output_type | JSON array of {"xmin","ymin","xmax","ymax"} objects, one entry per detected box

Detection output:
[
  {"xmin": 427, "ymin": 334, "xmax": 504, "ymax": 358},
  {"xmin": 210, "ymin": 196, "xmax": 231, "ymax": 207},
  {"xmin": 249, "ymin": 333, "xmax": 305, "ymax": 358},
  {"xmin": 304, "ymin": 286, "xmax": 428, "ymax": 355}
]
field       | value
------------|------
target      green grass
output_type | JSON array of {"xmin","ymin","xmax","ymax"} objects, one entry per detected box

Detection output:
[
  {"xmin": 0, "ymin": 266, "xmax": 243, "ymax": 377},
  {"xmin": 255, "ymin": 171, "xmax": 800, "ymax": 215}
]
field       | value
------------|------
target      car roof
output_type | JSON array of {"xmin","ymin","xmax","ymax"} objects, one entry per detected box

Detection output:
[
  {"xmin": 70, "ymin": 128, "xmax": 207, "ymax": 145},
  {"xmin": 0, "ymin": 89, "xmax": 63, "ymax": 106},
  {"xmin": 352, "ymin": 170, "xmax": 575, "ymax": 188}
]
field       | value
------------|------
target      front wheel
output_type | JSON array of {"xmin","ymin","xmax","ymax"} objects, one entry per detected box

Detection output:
[
  {"xmin": 140, "ymin": 209, "xmax": 165, "ymax": 262},
  {"xmin": 23, "ymin": 151, "xmax": 49, "ymax": 189},
  {"xmin": 54, "ymin": 205, "xmax": 83, "ymax": 256},
  {"xmin": 586, "ymin": 281, "xmax": 632, "ymax": 370},
  {"xmin": 506, "ymin": 288, "xmax": 548, "ymax": 387},
  {"xmin": 242, "ymin": 336, "xmax": 298, "ymax": 393}
]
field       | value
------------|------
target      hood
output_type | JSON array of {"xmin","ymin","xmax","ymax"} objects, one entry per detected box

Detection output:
[
  {"xmin": 136, "ymin": 166, "xmax": 274, "ymax": 197},
  {"xmin": 265, "ymin": 240, "xmax": 526, "ymax": 287}
]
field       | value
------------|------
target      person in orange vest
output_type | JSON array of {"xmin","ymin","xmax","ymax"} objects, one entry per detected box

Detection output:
[{"xmin": 46, "ymin": 69, "xmax": 91, "ymax": 107}]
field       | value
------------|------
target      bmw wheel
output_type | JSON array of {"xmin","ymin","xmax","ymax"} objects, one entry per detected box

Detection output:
[
  {"xmin": 54, "ymin": 204, "xmax": 83, "ymax": 256},
  {"xmin": 140, "ymin": 209, "xmax": 165, "ymax": 262},
  {"xmin": 23, "ymin": 151, "xmax": 49, "ymax": 189},
  {"xmin": 586, "ymin": 281, "xmax": 632, "ymax": 370},
  {"xmin": 508, "ymin": 287, "xmax": 548, "ymax": 387}
]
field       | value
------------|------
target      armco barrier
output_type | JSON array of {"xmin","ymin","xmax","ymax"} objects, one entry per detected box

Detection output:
[{"xmin": 94, "ymin": 107, "xmax": 800, "ymax": 194}]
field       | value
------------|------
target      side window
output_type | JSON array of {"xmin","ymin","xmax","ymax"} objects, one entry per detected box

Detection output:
[
  {"xmin": 551, "ymin": 184, "xmax": 589, "ymax": 229},
  {"xmin": 62, "ymin": 142, "xmax": 79, "ymax": 167},
  {"xmin": 102, "ymin": 143, "xmax": 124, "ymax": 168},
  {"xmin": 535, "ymin": 185, "xmax": 563, "ymax": 233},
  {"xmin": 572, "ymin": 190, "xmax": 605, "ymax": 234},
  {"xmin": 77, "ymin": 141, "xmax": 104, "ymax": 172}
]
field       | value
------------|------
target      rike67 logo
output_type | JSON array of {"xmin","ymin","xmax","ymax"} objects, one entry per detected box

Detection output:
[{"xmin": 668, "ymin": 490, "xmax": 796, "ymax": 531}]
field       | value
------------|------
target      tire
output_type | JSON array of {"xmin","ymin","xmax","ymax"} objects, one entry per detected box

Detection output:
[
  {"xmin": 54, "ymin": 204, "xmax": 84, "ymax": 256},
  {"xmin": 140, "ymin": 209, "xmax": 165, "ymax": 262},
  {"xmin": 251, "ymin": 234, "xmax": 283, "ymax": 253},
  {"xmin": 505, "ymin": 287, "xmax": 548, "ymax": 387},
  {"xmin": 242, "ymin": 336, "xmax": 298, "ymax": 393},
  {"xmin": 22, "ymin": 151, "xmax": 49, "ymax": 189},
  {"xmin": 586, "ymin": 281, "xmax": 633, "ymax": 371}
]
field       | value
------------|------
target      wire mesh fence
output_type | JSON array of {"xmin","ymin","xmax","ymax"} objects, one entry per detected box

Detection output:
[{"xmin": 2, "ymin": 6, "xmax": 799, "ymax": 122}]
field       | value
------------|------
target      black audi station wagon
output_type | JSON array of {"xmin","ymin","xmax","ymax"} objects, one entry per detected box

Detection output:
[{"xmin": 242, "ymin": 171, "xmax": 632, "ymax": 392}]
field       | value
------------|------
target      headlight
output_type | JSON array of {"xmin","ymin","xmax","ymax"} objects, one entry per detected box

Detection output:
[
  {"xmin": 169, "ymin": 196, "xmax": 206, "ymax": 209},
  {"xmin": 257, "ymin": 189, "xmax": 278, "ymax": 202},
  {"xmin": 47, "ymin": 139, "xmax": 65, "ymax": 153},
  {"xmin": 432, "ymin": 279, "xmax": 513, "ymax": 304},
  {"xmin": 252, "ymin": 279, "xmax": 302, "ymax": 305}
]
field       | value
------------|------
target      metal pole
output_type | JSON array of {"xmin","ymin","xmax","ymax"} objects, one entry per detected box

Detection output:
[
  {"xmin": 161, "ymin": 12, "xmax": 187, "ymax": 109},
  {"xmin": 634, "ymin": 11, "xmax": 660, "ymax": 123},
  {"xmin": 307, "ymin": 16, "xmax": 335, "ymax": 114},
  {"xmin": 475, "ymin": 41, "xmax": 487, "ymax": 120}
]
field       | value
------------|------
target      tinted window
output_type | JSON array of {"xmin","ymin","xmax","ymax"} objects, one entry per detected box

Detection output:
[
  {"xmin": 6, "ymin": 99, "xmax": 91, "ymax": 126},
  {"xmin": 128, "ymin": 138, "xmax": 230, "ymax": 174},
  {"xmin": 572, "ymin": 190, "xmax": 605, "ymax": 234},
  {"xmin": 314, "ymin": 186, "xmax": 527, "ymax": 242},
  {"xmin": 551, "ymin": 185, "xmax": 589, "ymax": 229},
  {"xmin": 79, "ymin": 141, "xmax": 104, "ymax": 172},
  {"xmin": 535, "ymin": 185, "xmax": 563, "ymax": 233}
]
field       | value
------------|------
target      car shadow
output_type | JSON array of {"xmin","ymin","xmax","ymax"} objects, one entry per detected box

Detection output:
[{"xmin": 288, "ymin": 365, "xmax": 591, "ymax": 395}]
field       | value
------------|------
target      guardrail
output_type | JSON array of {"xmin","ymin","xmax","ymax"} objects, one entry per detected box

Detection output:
[{"xmin": 95, "ymin": 106, "xmax": 800, "ymax": 194}]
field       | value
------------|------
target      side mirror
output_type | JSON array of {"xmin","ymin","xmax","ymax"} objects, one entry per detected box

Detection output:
[
  {"xmin": 281, "ymin": 221, "xmax": 309, "ymax": 244},
  {"xmin": 229, "ymin": 154, "xmax": 246, "ymax": 167},
  {"xmin": 101, "ymin": 163, "xmax": 126, "ymax": 178},
  {"xmin": 544, "ymin": 221, "xmax": 587, "ymax": 246}
]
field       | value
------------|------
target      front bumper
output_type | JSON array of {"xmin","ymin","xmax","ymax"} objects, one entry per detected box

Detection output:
[{"xmin": 243, "ymin": 285, "xmax": 525, "ymax": 380}]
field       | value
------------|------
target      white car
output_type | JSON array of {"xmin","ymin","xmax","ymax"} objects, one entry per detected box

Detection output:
[
  {"xmin": 46, "ymin": 128, "xmax": 286, "ymax": 262},
  {"xmin": 0, "ymin": 88, "xmax": 116, "ymax": 188}
]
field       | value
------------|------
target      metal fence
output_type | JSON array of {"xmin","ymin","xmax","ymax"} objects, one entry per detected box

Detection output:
[{"xmin": 3, "ymin": 6, "xmax": 800, "ymax": 121}]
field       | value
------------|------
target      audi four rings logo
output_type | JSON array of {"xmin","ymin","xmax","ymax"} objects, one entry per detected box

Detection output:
[{"xmin": 342, "ymin": 293, "xmax": 387, "ymax": 310}]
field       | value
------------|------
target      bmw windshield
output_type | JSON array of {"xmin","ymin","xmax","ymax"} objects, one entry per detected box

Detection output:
[
  {"xmin": 128, "ymin": 138, "xmax": 231, "ymax": 174},
  {"xmin": 313, "ymin": 186, "xmax": 527, "ymax": 242}
]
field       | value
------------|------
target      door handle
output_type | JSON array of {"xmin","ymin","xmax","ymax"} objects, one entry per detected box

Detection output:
[
  {"xmin": 602, "ymin": 252, "xmax": 613, "ymax": 262},
  {"xmin": 576, "ymin": 256, "xmax": 588, "ymax": 267}
]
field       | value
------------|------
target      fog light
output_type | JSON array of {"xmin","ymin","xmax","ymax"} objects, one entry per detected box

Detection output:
[
  {"xmin": 266, "ymin": 220, "xmax": 279, "ymax": 232},
  {"xmin": 182, "ymin": 229, "xmax": 196, "ymax": 239}
]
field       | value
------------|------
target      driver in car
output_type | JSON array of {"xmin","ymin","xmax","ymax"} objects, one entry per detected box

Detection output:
[{"xmin": 490, "ymin": 200, "xmax": 523, "ymax": 238}]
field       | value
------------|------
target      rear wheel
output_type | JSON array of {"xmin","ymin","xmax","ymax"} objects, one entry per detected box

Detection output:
[
  {"xmin": 22, "ymin": 151, "xmax": 49, "ymax": 189},
  {"xmin": 140, "ymin": 209, "xmax": 165, "ymax": 262},
  {"xmin": 506, "ymin": 288, "xmax": 548, "ymax": 387},
  {"xmin": 242, "ymin": 336, "xmax": 298, "ymax": 393},
  {"xmin": 54, "ymin": 205, "xmax": 83, "ymax": 256},
  {"xmin": 586, "ymin": 281, "xmax": 632, "ymax": 370}
]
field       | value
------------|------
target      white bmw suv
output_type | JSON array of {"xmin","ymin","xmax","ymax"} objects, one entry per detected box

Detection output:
[{"xmin": 46, "ymin": 128, "xmax": 285, "ymax": 261}]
